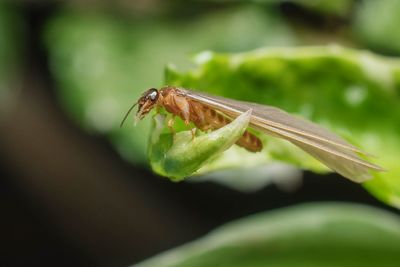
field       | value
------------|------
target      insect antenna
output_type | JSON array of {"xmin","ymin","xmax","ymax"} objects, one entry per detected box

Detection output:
[{"xmin": 120, "ymin": 102, "xmax": 138, "ymax": 128}]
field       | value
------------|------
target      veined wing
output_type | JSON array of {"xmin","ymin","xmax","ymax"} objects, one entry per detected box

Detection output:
[
  {"xmin": 180, "ymin": 88, "xmax": 384, "ymax": 182},
  {"xmin": 182, "ymin": 89, "xmax": 364, "ymax": 154}
]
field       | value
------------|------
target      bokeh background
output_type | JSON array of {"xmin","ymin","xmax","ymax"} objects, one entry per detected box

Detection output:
[{"xmin": 1, "ymin": 0, "xmax": 399, "ymax": 266}]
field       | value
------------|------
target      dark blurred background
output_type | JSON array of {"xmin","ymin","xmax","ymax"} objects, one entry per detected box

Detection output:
[{"xmin": 0, "ymin": 1, "xmax": 398, "ymax": 266}]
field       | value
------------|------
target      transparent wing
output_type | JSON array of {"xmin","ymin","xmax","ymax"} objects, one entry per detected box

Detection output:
[{"xmin": 180, "ymin": 88, "xmax": 384, "ymax": 182}]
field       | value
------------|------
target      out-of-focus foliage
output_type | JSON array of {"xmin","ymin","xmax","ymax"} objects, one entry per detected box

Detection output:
[
  {"xmin": 133, "ymin": 203, "xmax": 400, "ymax": 267},
  {"xmin": 45, "ymin": 6, "xmax": 295, "ymax": 163},
  {"xmin": 0, "ymin": 2, "xmax": 21, "ymax": 113},
  {"xmin": 353, "ymin": 0, "xmax": 400, "ymax": 55},
  {"xmin": 290, "ymin": 0, "xmax": 354, "ymax": 16},
  {"xmin": 164, "ymin": 46, "xmax": 400, "ymax": 207},
  {"xmin": 255, "ymin": 0, "xmax": 355, "ymax": 16}
]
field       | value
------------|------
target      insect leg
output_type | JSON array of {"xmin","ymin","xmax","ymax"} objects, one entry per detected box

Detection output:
[
  {"xmin": 190, "ymin": 128, "xmax": 197, "ymax": 140},
  {"xmin": 167, "ymin": 115, "xmax": 176, "ymax": 135}
]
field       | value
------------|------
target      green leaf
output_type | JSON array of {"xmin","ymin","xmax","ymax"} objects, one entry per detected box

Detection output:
[
  {"xmin": 149, "ymin": 111, "xmax": 251, "ymax": 181},
  {"xmin": 165, "ymin": 46, "xmax": 400, "ymax": 208},
  {"xmin": 353, "ymin": 0, "xmax": 400, "ymax": 55},
  {"xmin": 256, "ymin": 0, "xmax": 355, "ymax": 17},
  {"xmin": 0, "ymin": 2, "xmax": 22, "ymax": 112},
  {"xmin": 133, "ymin": 203, "xmax": 400, "ymax": 267},
  {"xmin": 292, "ymin": 0, "xmax": 354, "ymax": 16}
]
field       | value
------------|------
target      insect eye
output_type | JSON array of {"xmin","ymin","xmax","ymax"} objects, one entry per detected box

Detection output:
[{"xmin": 148, "ymin": 90, "xmax": 158, "ymax": 101}]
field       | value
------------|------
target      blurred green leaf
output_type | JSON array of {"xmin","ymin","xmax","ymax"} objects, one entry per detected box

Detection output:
[
  {"xmin": 290, "ymin": 0, "xmax": 354, "ymax": 16},
  {"xmin": 353, "ymin": 0, "xmax": 400, "ymax": 55},
  {"xmin": 0, "ymin": 2, "xmax": 22, "ymax": 112},
  {"xmin": 133, "ymin": 203, "xmax": 400, "ymax": 267},
  {"xmin": 223, "ymin": 0, "xmax": 355, "ymax": 17},
  {"xmin": 165, "ymin": 46, "xmax": 400, "ymax": 207},
  {"xmin": 45, "ymin": 6, "xmax": 295, "ymax": 163}
]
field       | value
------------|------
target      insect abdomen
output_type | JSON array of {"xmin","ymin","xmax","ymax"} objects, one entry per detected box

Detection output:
[
  {"xmin": 190, "ymin": 101, "xmax": 262, "ymax": 152},
  {"xmin": 236, "ymin": 130, "xmax": 263, "ymax": 152}
]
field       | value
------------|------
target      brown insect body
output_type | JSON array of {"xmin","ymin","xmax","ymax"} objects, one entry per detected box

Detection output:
[
  {"xmin": 159, "ymin": 87, "xmax": 262, "ymax": 152},
  {"xmin": 121, "ymin": 86, "xmax": 384, "ymax": 183}
]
